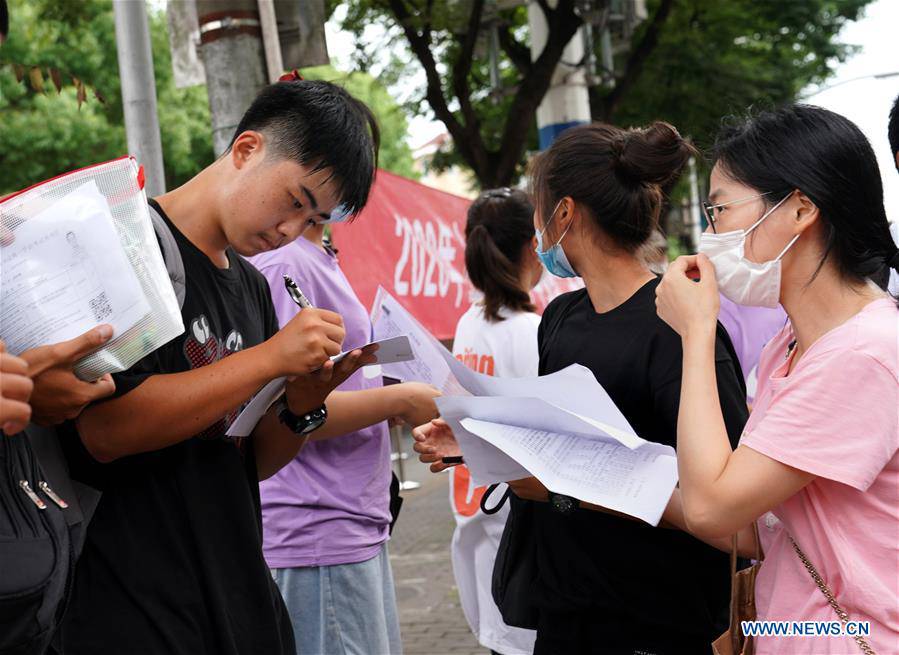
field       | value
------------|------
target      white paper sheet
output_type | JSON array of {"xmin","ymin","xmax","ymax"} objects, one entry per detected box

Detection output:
[
  {"xmin": 460, "ymin": 418, "xmax": 677, "ymax": 526},
  {"xmin": 331, "ymin": 335, "xmax": 413, "ymax": 365},
  {"xmin": 226, "ymin": 377, "xmax": 285, "ymax": 438},
  {"xmin": 226, "ymin": 335, "xmax": 417, "ymax": 437},
  {"xmin": 370, "ymin": 286, "xmax": 465, "ymax": 394},
  {"xmin": 436, "ymin": 349, "xmax": 640, "ymax": 445},
  {"xmin": 0, "ymin": 180, "xmax": 151, "ymax": 355},
  {"xmin": 369, "ymin": 287, "xmax": 674, "ymax": 524},
  {"xmin": 436, "ymin": 393, "xmax": 643, "ymax": 450}
]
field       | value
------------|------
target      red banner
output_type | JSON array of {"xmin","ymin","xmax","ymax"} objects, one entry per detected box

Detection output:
[{"xmin": 331, "ymin": 170, "xmax": 581, "ymax": 340}]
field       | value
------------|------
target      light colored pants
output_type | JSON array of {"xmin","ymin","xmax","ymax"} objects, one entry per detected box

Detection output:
[{"xmin": 272, "ymin": 544, "xmax": 403, "ymax": 655}]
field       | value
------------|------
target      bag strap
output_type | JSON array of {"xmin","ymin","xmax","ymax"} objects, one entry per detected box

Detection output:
[
  {"xmin": 147, "ymin": 200, "xmax": 186, "ymax": 310},
  {"xmin": 480, "ymin": 482, "xmax": 512, "ymax": 515},
  {"xmin": 789, "ymin": 535, "xmax": 877, "ymax": 655},
  {"xmin": 727, "ymin": 520, "xmax": 762, "ymax": 652},
  {"xmin": 26, "ymin": 425, "xmax": 84, "ymax": 525}
]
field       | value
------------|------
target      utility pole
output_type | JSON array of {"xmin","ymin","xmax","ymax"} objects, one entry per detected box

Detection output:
[
  {"xmin": 527, "ymin": 2, "xmax": 591, "ymax": 149},
  {"xmin": 196, "ymin": 0, "xmax": 269, "ymax": 156},
  {"xmin": 113, "ymin": 0, "xmax": 166, "ymax": 196}
]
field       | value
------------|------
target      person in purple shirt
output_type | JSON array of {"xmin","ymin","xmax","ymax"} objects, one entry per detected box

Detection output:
[
  {"xmin": 716, "ymin": 297, "xmax": 787, "ymax": 405},
  {"xmin": 250, "ymin": 220, "xmax": 439, "ymax": 655}
]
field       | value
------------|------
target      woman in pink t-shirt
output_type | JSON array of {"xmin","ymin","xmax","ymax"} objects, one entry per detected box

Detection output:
[{"xmin": 656, "ymin": 105, "xmax": 899, "ymax": 654}]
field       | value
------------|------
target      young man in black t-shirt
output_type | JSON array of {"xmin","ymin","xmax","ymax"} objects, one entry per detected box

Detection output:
[{"xmin": 57, "ymin": 81, "xmax": 380, "ymax": 655}]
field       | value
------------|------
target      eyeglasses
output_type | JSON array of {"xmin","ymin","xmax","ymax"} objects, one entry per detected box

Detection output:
[{"xmin": 702, "ymin": 192, "xmax": 771, "ymax": 233}]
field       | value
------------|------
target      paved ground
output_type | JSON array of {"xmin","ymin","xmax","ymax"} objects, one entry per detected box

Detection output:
[{"xmin": 390, "ymin": 437, "xmax": 488, "ymax": 655}]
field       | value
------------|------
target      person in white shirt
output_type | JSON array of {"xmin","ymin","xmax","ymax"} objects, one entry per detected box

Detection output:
[{"xmin": 449, "ymin": 188, "xmax": 544, "ymax": 655}]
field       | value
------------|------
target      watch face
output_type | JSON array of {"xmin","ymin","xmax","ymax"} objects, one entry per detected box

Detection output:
[
  {"xmin": 300, "ymin": 416, "xmax": 326, "ymax": 434},
  {"xmin": 553, "ymin": 493, "xmax": 576, "ymax": 514}
]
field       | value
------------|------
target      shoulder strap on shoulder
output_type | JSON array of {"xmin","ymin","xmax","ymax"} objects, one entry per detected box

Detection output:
[{"xmin": 148, "ymin": 202, "xmax": 186, "ymax": 310}]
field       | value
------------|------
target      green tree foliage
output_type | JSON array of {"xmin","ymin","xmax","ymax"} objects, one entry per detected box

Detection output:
[
  {"xmin": 0, "ymin": 0, "xmax": 214, "ymax": 195},
  {"xmin": 332, "ymin": 0, "xmax": 582, "ymax": 188},
  {"xmin": 601, "ymin": 0, "xmax": 872, "ymax": 151},
  {"xmin": 0, "ymin": 0, "xmax": 418, "ymax": 195},
  {"xmin": 301, "ymin": 64, "xmax": 418, "ymax": 179},
  {"xmin": 331, "ymin": 0, "xmax": 872, "ymax": 188}
]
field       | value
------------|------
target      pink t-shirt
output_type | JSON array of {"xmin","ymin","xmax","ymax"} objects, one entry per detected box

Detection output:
[{"xmin": 741, "ymin": 298, "xmax": 899, "ymax": 654}]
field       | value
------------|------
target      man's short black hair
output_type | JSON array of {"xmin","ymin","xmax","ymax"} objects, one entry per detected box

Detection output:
[
  {"xmin": 230, "ymin": 80, "xmax": 380, "ymax": 216},
  {"xmin": 890, "ymin": 94, "xmax": 899, "ymax": 171}
]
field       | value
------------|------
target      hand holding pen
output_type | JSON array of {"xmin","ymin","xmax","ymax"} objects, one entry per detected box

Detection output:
[
  {"xmin": 277, "ymin": 274, "xmax": 378, "ymax": 377},
  {"xmin": 275, "ymin": 275, "xmax": 379, "ymax": 414},
  {"xmin": 262, "ymin": 277, "xmax": 345, "ymax": 376}
]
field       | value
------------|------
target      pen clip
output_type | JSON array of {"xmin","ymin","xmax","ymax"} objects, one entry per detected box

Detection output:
[
  {"xmin": 283, "ymin": 276, "xmax": 302, "ymax": 304},
  {"xmin": 283, "ymin": 274, "xmax": 310, "ymax": 308}
]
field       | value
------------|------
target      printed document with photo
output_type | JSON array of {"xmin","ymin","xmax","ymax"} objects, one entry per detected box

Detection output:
[{"xmin": 0, "ymin": 180, "xmax": 150, "ymax": 355}]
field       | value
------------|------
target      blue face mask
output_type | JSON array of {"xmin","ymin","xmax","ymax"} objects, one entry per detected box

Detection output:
[
  {"xmin": 535, "ymin": 200, "xmax": 577, "ymax": 278},
  {"xmin": 317, "ymin": 203, "xmax": 352, "ymax": 224}
]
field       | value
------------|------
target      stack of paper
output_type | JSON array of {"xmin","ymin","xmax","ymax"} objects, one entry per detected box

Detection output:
[
  {"xmin": 370, "ymin": 287, "xmax": 677, "ymax": 525},
  {"xmin": 370, "ymin": 287, "xmax": 467, "ymax": 396}
]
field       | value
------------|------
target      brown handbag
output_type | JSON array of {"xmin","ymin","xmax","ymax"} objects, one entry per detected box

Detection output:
[{"xmin": 712, "ymin": 522, "xmax": 762, "ymax": 655}]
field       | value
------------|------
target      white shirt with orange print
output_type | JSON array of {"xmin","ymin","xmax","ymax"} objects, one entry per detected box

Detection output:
[{"xmin": 449, "ymin": 303, "xmax": 540, "ymax": 655}]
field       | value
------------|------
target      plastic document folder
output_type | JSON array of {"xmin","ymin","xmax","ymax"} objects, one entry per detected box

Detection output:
[{"xmin": 0, "ymin": 156, "xmax": 184, "ymax": 380}]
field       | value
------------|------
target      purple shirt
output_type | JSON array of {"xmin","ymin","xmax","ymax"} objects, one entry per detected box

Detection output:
[
  {"xmin": 717, "ymin": 295, "xmax": 788, "ymax": 404},
  {"xmin": 250, "ymin": 237, "xmax": 391, "ymax": 568}
]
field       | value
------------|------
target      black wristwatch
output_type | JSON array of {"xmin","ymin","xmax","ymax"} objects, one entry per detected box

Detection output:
[
  {"xmin": 276, "ymin": 398, "xmax": 327, "ymax": 435},
  {"xmin": 548, "ymin": 492, "xmax": 578, "ymax": 515}
]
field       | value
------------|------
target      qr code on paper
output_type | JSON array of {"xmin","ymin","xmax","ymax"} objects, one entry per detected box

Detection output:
[{"xmin": 89, "ymin": 292, "xmax": 112, "ymax": 321}]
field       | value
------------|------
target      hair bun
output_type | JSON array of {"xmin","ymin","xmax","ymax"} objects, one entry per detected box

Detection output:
[{"xmin": 614, "ymin": 121, "xmax": 695, "ymax": 187}]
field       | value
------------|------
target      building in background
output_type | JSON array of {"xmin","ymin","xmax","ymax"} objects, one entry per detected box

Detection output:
[{"xmin": 411, "ymin": 132, "xmax": 478, "ymax": 199}]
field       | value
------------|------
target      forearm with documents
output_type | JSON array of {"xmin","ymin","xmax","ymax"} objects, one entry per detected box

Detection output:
[{"xmin": 76, "ymin": 345, "xmax": 277, "ymax": 462}]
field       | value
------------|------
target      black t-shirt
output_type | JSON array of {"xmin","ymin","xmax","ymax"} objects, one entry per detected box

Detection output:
[
  {"xmin": 524, "ymin": 279, "xmax": 748, "ymax": 648},
  {"xmin": 58, "ymin": 201, "xmax": 292, "ymax": 655}
]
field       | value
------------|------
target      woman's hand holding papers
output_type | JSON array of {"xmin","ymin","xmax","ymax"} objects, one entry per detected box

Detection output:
[
  {"xmin": 0, "ymin": 340, "xmax": 33, "ymax": 434},
  {"xmin": 412, "ymin": 419, "xmax": 553, "ymax": 501},
  {"xmin": 412, "ymin": 419, "xmax": 462, "ymax": 473},
  {"xmin": 20, "ymin": 325, "xmax": 116, "ymax": 426},
  {"xmin": 507, "ymin": 477, "xmax": 550, "ymax": 502}
]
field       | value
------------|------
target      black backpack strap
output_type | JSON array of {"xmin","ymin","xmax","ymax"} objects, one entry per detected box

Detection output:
[
  {"xmin": 26, "ymin": 426, "xmax": 84, "ymax": 525},
  {"xmin": 147, "ymin": 200, "xmax": 186, "ymax": 310}
]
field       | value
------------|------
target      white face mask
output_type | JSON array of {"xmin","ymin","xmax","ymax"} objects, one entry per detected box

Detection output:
[{"xmin": 699, "ymin": 194, "xmax": 796, "ymax": 308}]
